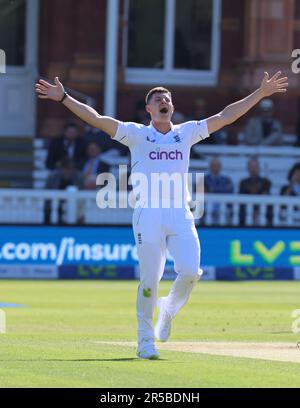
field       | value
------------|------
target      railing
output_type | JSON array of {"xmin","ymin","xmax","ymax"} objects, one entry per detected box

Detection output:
[
  {"xmin": 198, "ymin": 193, "xmax": 300, "ymax": 227},
  {"xmin": 0, "ymin": 189, "xmax": 299, "ymax": 227}
]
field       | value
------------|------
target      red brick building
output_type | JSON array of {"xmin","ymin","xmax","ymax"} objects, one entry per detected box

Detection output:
[{"xmin": 0, "ymin": 0, "xmax": 299, "ymax": 139}]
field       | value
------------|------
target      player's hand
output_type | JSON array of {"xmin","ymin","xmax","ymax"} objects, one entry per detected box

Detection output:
[
  {"xmin": 260, "ymin": 71, "xmax": 288, "ymax": 97},
  {"xmin": 35, "ymin": 77, "xmax": 65, "ymax": 101}
]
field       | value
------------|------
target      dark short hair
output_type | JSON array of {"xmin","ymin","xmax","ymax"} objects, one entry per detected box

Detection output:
[
  {"xmin": 64, "ymin": 122, "xmax": 79, "ymax": 132},
  {"xmin": 145, "ymin": 87, "xmax": 172, "ymax": 105},
  {"xmin": 288, "ymin": 162, "xmax": 300, "ymax": 181}
]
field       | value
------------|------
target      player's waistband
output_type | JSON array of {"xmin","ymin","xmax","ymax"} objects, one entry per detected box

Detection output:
[{"xmin": 134, "ymin": 197, "xmax": 190, "ymax": 209}]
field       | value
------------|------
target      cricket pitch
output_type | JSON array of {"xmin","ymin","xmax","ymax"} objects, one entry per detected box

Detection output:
[{"xmin": 95, "ymin": 341, "xmax": 300, "ymax": 363}]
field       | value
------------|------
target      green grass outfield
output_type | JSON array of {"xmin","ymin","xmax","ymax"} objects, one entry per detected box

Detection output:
[{"xmin": 1, "ymin": 280, "xmax": 300, "ymax": 388}]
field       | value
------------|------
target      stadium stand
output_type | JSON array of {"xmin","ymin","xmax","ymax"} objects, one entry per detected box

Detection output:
[
  {"xmin": 0, "ymin": 137, "xmax": 34, "ymax": 188},
  {"xmin": 21, "ymin": 129, "xmax": 298, "ymax": 228},
  {"xmin": 192, "ymin": 144, "xmax": 300, "ymax": 195},
  {"xmin": 0, "ymin": 138, "xmax": 295, "ymax": 228},
  {"xmin": 34, "ymin": 139, "xmax": 300, "ymax": 192}
]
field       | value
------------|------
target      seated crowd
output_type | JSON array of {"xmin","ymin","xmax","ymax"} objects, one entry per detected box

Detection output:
[
  {"xmin": 204, "ymin": 156, "xmax": 300, "ymax": 198},
  {"xmin": 45, "ymin": 113, "xmax": 300, "ymax": 196},
  {"xmin": 42, "ymin": 101, "xmax": 299, "ymax": 225},
  {"xmin": 45, "ymin": 122, "xmax": 122, "ymax": 192},
  {"xmin": 44, "ymin": 100, "xmax": 300, "ymax": 198}
]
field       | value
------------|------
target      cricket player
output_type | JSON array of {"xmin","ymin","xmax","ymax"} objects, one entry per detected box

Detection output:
[{"xmin": 36, "ymin": 72, "xmax": 288, "ymax": 359}]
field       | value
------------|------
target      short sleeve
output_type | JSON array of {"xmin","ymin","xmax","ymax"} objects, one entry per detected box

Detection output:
[
  {"xmin": 180, "ymin": 120, "xmax": 210, "ymax": 146},
  {"xmin": 113, "ymin": 122, "xmax": 143, "ymax": 148}
]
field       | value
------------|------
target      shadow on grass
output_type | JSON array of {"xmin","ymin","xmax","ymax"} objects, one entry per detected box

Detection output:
[{"xmin": 0, "ymin": 358, "xmax": 169, "ymax": 362}]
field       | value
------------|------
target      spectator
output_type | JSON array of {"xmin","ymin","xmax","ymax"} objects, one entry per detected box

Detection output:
[
  {"xmin": 203, "ymin": 157, "xmax": 233, "ymax": 224},
  {"xmin": 84, "ymin": 127, "xmax": 127, "ymax": 156},
  {"xmin": 281, "ymin": 163, "xmax": 300, "ymax": 196},
  {"xmin": 204, "ymin": 157, "xmax": 233, "ymax": 194},
  {"xmin": 240, "ymin": 157, "xmax": 271, "ymax": 195},
  {"xmin": 82, "ymin": 142, "xmax": 110, "ymax": 190},
  {"xmin": 239, "ymin": 157, "xmax": 272, "ymax": 225},
  {"xmin": 44, "ymin": 158, "xmax": 84, "ymax": 224},
  {"xmin": 45, "ymin": 158, "xmax": 84, "ymax": 190},
  {"xmin": 134, "ymin": 100, "xmax": 150, "ymax": 126},
  {"xmin": 46, "ymin": 123, "xmax": 87, "ymax": 170},
  {"xmin": 280, "ymin": 163, "xmax": 300, "ymax": 223},
  {"xmin": 244, "ymin": 99, "xmax": 283, "ymax": 145}
]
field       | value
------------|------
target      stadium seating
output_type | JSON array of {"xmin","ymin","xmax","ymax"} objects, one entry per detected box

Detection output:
[
  {"xmin": 0, "ymin": 137, "xmax": 34, "ymax": 188},
  {"xmin": 0, "ymin": 136, "xmax": 289, "ymax": 227},
  {"xmin": 34, "ymin": 138, "xmax": 300, "ymax": 194},
  {"xmin": 192, "ymin": 144, "xmax": 300, "ymax": 194}
]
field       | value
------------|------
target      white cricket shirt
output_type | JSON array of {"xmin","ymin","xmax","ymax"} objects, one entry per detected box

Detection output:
[{"xmin": 114, "ymin": 120, "xmax": 209, "ymax": 206}]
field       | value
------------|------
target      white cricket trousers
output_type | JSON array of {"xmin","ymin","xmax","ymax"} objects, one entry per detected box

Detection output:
[{"xmin": 132, "ymin": 205, "xmax": 203, "ymax": 342}]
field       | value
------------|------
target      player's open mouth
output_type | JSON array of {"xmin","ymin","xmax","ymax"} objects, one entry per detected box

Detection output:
[{"xmin": 160, "ymin": 107, "xmax": 168, "ymax": 114}]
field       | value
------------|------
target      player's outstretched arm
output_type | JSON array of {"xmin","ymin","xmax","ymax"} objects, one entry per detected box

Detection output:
[
  {"xmin": 35, "ymin": 77, "xmax": 119, "ymax": 137},
  {"xmin": 206, "ymin": 71, "xmax": 288, "ymax": 134}
]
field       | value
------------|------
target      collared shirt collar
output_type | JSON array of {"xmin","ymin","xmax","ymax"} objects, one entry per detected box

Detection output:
[{"xmin": 149, "ymin": 121, "xmax": 174, "ymax": 135}]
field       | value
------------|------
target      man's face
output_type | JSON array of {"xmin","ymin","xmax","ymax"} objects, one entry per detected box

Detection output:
[
  {"xmin": 210, "ymin": 159, "xmax": 221, "ymax": 175},
  {"xmin": 87, "ymin": 143, "xmax": 101, "ymax": 159},
  {"xmin": 65, "ymin": 126, "xmax": 79, "ymax": 141},
  {"xmin": 291, "ymin": 169, "xmax": 300, "ymax": 184},
  {"xmin": 248, "ymin": 160, "xmax": 260, "ymax": 177},
  {"xmin": 146, "ymin": 92, "xmax": 174, "ymax": 123}
]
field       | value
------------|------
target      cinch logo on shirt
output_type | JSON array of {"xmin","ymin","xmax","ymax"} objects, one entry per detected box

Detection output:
[{"xmin": 149, "ymin": 150, "xmax": 183, "ymax": 160}]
